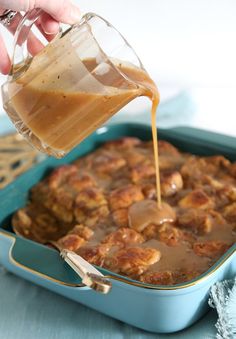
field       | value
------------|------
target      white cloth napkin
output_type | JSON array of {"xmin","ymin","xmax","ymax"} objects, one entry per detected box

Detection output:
[{"xmin": 209, "ymin": 277, "xmax": 236, "ymax": 339}]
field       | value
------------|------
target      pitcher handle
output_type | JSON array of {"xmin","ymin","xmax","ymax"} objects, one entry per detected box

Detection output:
[
  {"xmin": 10, "ymin": 9, "xmax": 64, "ymax": 79},
  {"xmin": 9, "ymin": 9, "xmax": 42, "ymax": 78}
]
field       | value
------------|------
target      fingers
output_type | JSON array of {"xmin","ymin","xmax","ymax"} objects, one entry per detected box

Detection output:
[
  {"xmin": 1, "ymin": 0, "xmax": 81, "ymax": 24},
  {"xmin": 39, "ymin": 12, "xmax": 59, "ymax": 35},
  {"xmin": 34, "ymin": 0, "xmax": 81, "ymax": 24},
  {"xmin": 27, "ymin": 12, "xmax": 59, "ymax": 56},
  {"xmin": 0, "ymin": 0, "xmax": 80, "ymax": 74},
  {"xmin": 0, "ymin": 12, "xmax": 45, "ymax": 74},
  {"xmin": 0, "ymin": 32, "xmax": 11, "ymax": 74}
]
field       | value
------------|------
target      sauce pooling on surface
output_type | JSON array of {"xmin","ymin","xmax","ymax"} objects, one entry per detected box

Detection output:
[{"xmin": 128, "ymin": 200, "xmax": 176, "ymax": 232}]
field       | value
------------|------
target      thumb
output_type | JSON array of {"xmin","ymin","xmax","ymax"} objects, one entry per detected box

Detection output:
[{"xmin": 34, "ymin": 0, "xmax": 81, "ymax": 24}]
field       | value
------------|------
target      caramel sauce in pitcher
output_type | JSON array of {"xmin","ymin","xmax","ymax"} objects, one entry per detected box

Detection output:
[{"xmin": 7, "ymin": 56, "xmax": 164, "ymax": 210}]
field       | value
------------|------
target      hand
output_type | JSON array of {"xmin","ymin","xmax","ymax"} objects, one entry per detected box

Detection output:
[{"xmin": 0, "ymin": 0, "xmax": 81, "ymax": 74}]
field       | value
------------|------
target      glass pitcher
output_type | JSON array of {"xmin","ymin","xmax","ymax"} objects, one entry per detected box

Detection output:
[{"xmin": 1, "ymin": 10, "xmax": 157, "ymax": 158}]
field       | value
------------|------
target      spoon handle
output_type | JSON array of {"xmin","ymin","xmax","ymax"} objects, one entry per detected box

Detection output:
[{"xmin": 61, "ymin": 249, "xmax": 112, "ymax": 294}]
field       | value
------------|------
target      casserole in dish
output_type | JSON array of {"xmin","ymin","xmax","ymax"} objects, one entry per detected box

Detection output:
[{"xmin": 0, "ymin": 123, "xmax": 235, "ymax": 333}]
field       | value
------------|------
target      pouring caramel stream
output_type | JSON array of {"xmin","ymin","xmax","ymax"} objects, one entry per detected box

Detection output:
[{"xmin": 6, "ymin": 56, "xmax": 162, "ymax": 209}]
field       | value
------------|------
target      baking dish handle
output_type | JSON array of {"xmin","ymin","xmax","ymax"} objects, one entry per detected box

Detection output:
[{"xmin": 0, "ymin": 230, "xmax": 90, "ymax": 290}]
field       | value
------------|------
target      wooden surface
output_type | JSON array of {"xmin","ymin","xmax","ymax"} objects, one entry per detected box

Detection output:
[{"xmin": 0, "ymin": 133, "xmax": 39, "ymax": 188}]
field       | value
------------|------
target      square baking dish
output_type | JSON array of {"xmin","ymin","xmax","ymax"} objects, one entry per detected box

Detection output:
[{"xmin": 0, "ymin": 123, "xmax": 235, "ymax": 333}]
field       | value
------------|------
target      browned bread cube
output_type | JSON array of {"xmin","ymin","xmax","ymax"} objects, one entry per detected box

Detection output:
[
  {"xmin": 109, "ymin": 185, "xmax": 144, "ymax": 211},
  {"xmin": 105, "ymin": 247, "xmax": 161, "ymax": 276},
  {"xmin": 193, "ymin": 240, "xmax": 230, "ymax": 259},
  {"xmin": 161, "ymin": 171, "xmax": 183, "ymax": 197},
  {"xmin": 112, "ymin": 208, "xmax": 129, "ymax": 227},
  {"xmin": 57, "ymin": 234, "xmax": 85, "ymax": 251},
  {"xmin": 179, "ymin": 189, "xmax": 214, "ymax": 210},
  {"xmin": 102, "ymin": 228, "xmax": 144, "ymax": 248}
]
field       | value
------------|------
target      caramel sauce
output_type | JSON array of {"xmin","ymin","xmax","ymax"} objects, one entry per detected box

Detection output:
[
  {"xmin": 151, "ymin": 103, "xmax": 162, "ymax": 209},
  {"xmin": 7, "ymin": 56, "xmax": 163, "ymax": 211},
  {"xmin": 7, "ymin": 32, "xmax": 236, "ymax": 286},
  {"xmin": 128, "ymin": 200, "xmax": 176, "ymax": 232},
  {"xmin": 142, "ymin": 239, "xmax": 211, "ymax": 273}
]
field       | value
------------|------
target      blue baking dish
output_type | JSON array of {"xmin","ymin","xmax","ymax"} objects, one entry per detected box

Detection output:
[{"xmin": 0, "ymin": 123, "xmax": 235, "ymax": 333}]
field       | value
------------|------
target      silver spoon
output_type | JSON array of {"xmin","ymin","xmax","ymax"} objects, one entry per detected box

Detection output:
[{"xmin": 51, "ymin": 241, "xmax": 112, "ymax": 294}]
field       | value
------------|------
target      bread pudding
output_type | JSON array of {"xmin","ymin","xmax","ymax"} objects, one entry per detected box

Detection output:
[{"xmin": 12, "ymin": 137, "xmax": 236, "ymax": 285}]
